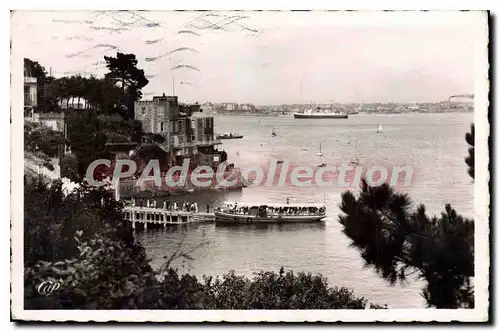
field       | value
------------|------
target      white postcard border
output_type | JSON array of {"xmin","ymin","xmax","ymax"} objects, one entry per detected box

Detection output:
[{"xmin": 10, "ymin": 9, "xmax": 490, "ymax": 322}]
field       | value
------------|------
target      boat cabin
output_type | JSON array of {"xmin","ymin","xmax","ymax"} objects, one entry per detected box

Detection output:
[{"xmin": 216, "ymin": 202, "xmax": 326, "ymax": 217}]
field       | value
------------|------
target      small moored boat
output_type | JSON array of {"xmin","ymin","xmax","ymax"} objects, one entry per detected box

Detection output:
[
  {"xmin": 349, "ymin": 157, "xmax": 360, "ymax": 166},
  {"xmin": 215, "ymin": 201, "xmax": 326, "ymax": 224},
  {"xmin": 216, "ymin": 132, "xmax": 244, "ymax": 139}
]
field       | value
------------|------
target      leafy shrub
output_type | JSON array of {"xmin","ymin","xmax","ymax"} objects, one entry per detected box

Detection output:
[
  {"xmin": 195, "ymin": 269, "xmax": 376, "ymax": 309},
  {"xmin": 25, "ymin": 122, "xmax": 66, "ymax": 158},
  {"xmin": 43, "ymin": 162, "xmax": 54, "ymax": 171},
  {"xmin": 60, "ymin": 154, "xmax": 80, "ymax": 182},
  {"xmin": 24, "ymin": 176, "xmax": 382, "ymax": 310},
  {"xmin": 25, "ymin": 233, "xmax": 155, "ymax": 309},
  {"xmin": 106, "ymin": 131, "xmax": 131, "ymax": 144}
]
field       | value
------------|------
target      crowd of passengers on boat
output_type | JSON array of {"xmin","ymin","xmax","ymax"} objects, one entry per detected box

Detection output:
[{"xmin": 216, "ymin": 203, "xmax": 326, "ymax": 216}]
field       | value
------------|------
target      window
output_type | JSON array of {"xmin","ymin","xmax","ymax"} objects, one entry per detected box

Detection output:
[
  {"xmin": 142, "ymin": 107, "xmax": 146, "ymax": 115},
  {"xmin": 160, "ymin": 122, "xmax": 164, "ymax": 132}
]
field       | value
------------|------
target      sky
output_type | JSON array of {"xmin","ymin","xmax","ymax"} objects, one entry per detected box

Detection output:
[{"xmin": 11, "ymin": 11, "xmax": 486, "ymax": 105}]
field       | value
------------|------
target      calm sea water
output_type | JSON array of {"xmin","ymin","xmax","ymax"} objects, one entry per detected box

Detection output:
[{"xmin": 136, "ymin": 113, "xmax": 474, "ymax": 308}]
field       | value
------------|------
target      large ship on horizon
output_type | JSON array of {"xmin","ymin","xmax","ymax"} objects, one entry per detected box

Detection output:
[{"xmin": 293, "ymin": 107, "xmax": 348, "ymax": 119}]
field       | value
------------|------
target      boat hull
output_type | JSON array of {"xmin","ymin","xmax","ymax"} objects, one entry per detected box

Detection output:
[
  {"xmin": 293, "ymin": 113, "xmax": 348, "ymax": 119},
  {"xmin": 214, "ymin": 211, "xmax": 326, "ymax": 224}
]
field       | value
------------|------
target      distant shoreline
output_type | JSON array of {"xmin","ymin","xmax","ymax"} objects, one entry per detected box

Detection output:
[{"xmin": 209, "ymin": 111, "xmax": 474, "ymax": 117}]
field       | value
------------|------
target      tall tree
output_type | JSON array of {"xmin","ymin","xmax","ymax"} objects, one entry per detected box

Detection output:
[
  {"xmin": 49, "ymin": 76, "xmax": 71, "ymax": 109},
  {"xmin": 48, "ymin": 75, "xmax": 121, "ymax": 113},
  {"xmin": 338, "ymin": 128, "xmax": 475, "ymax": 309},
  {"xmin": 82, "ymin": 76, "xmax": 107, "ymax": 111},
  {"xmin": 24, "ymin": 58, "xmax": 47, "ymax": 81},
  {"xmin": 66, "ymin": 110, "xmax": 111, "ymax": 177},
  {"xmin": 465, "ymin": 123, "xmax": 474, "ymax": 179},
  {"xmin": 24, "ymin": 58, "xmax": 59, "ymax": 112},
  {"xmin": 104, "ymin": 52, "xmax": 149, "ymax": 119}
]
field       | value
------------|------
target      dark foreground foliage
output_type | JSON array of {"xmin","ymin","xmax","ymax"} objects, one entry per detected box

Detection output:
[
  {"xmin": 338, "ymin": 181, "xmax": 474, "ymax": 309},
  {"xmin": 465, "ymin": 123, "xmax": 474, "ymax": 179},
  {"xmin": 24, "ymin": 176, "xmax": 383, "ymax": 309},
  {"xmin": 338, "ymin": 126, "xmax": 476, "ymax": 309},
  {"xmin": 25, "ymin": 53, "xmax": 148, "ymax": 120}
]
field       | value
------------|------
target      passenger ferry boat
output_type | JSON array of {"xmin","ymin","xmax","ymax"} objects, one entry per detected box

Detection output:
[
  {"xmin": 293, "ymin": 107, "xmax": 348, "ymax": 119},
  {"xmin": 214, "ymin": 201, "xmax": 326, "ymax": 224}
]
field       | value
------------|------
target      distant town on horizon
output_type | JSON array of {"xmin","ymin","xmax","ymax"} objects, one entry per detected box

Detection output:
[{"xmin": 164, "ymin": 98, "xmax": 475, "ymax": 116}]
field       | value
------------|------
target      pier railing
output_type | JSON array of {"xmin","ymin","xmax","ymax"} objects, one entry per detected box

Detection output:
[{"xmin": 123, "ymin": 205, "xmax": 215, "ymax": 230}]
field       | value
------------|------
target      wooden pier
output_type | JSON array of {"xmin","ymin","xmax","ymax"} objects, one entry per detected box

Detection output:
[{"xmin": 123, "ymin": 205, "xmax": 215, "ymax": 230}]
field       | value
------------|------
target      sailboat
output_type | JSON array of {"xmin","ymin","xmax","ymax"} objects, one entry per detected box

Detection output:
[
  {"xmin": 317, "ymin": 141, "xmax": 323, "ymax": 156},
  {"xmin": 349, "ymin": 140, "xmax": 361, "ymax": 166},
  {"xmin": 377, "ymin": 124, "xmax": 383, "ymax": 134},
  {"xmin": 317, "ymin": 141, "xmax": 326, "ymax": 167}
]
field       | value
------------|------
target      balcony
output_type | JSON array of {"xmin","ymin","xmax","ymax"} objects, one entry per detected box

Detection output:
[
  {"xmin": 24, "ymin": 77, "xmax": 37, "ymax": 84},
  {"xmin": 24, "ymin": 93, "xmax": 37, "ymax": 107}
]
